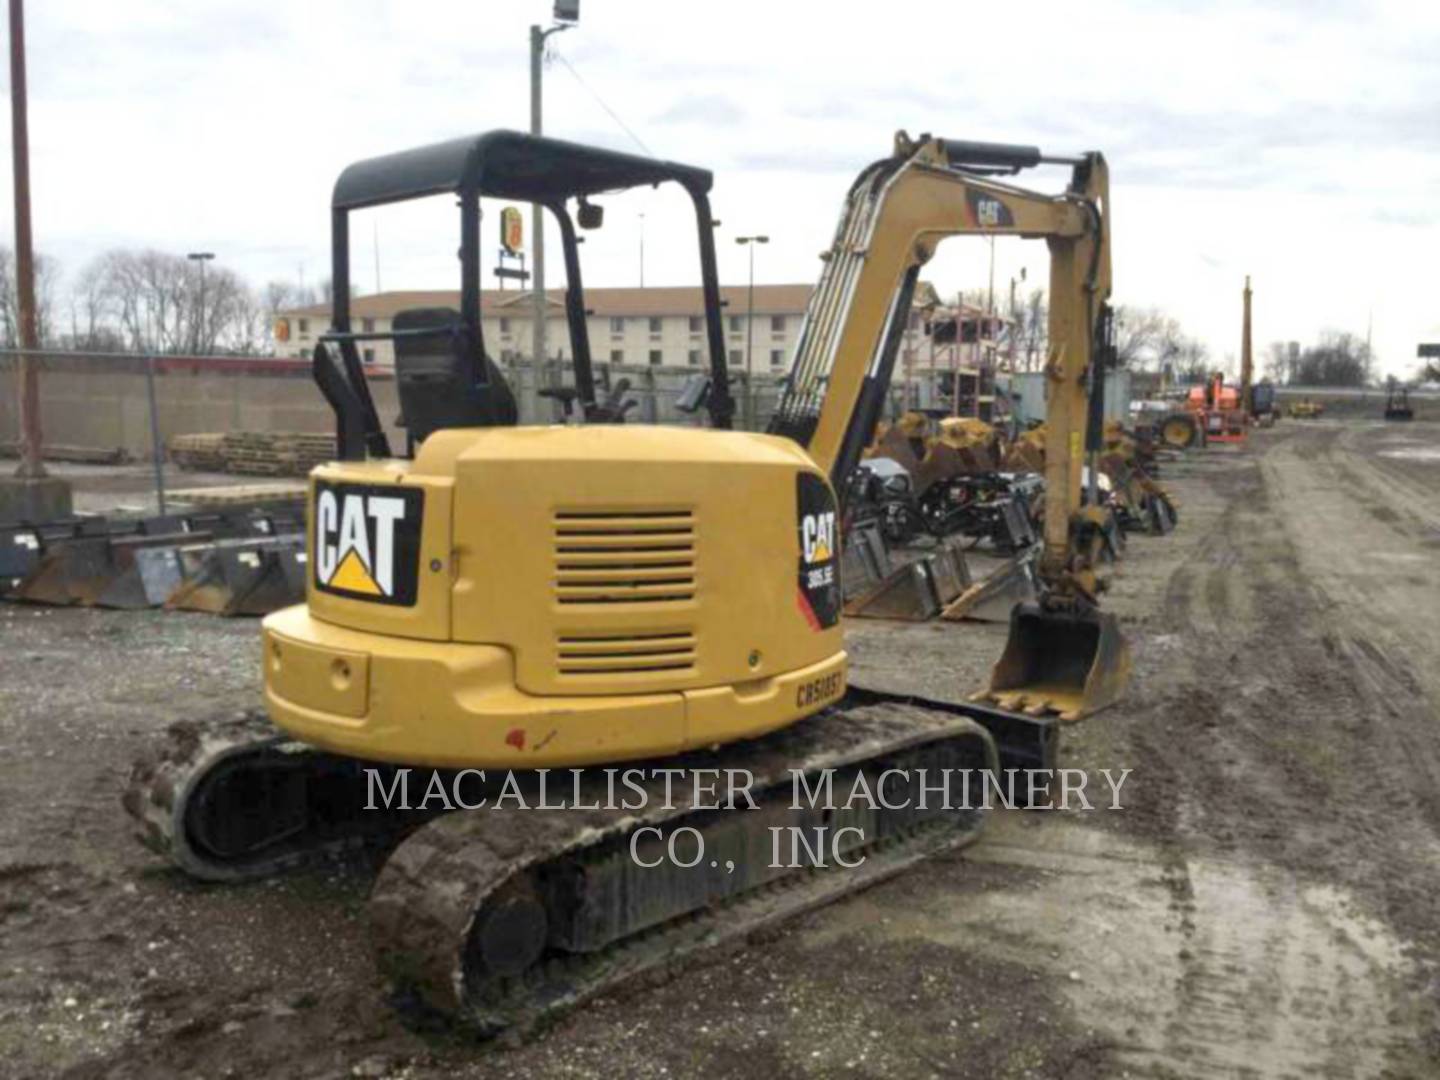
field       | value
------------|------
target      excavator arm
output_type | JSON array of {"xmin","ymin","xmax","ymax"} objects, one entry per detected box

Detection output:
[{"xmin": 772, "ymin": 132, "xmax": 1126, "ymax": 718}]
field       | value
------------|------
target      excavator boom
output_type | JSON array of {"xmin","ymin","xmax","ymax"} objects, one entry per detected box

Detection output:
[{"xmin": 772, "ymin": 132, "xmax": 1128, "ymax": 718}]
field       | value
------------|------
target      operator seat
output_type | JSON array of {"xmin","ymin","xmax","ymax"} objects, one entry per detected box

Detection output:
[{"xmin": 392, "ymin": 307, "xmax": 517, "ymax": 442}]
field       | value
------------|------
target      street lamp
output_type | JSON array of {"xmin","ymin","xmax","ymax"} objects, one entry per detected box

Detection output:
[
  {"xmin": 529, "ymin": 0, "xmax": 580, "ymax": 420},
  {"xmin": 735, "ymin": 235, "xmax": 769, "ymax": 429},
  {"xmin": 187, "ymin": 251, "xmax": 215, "ymax": 354}
]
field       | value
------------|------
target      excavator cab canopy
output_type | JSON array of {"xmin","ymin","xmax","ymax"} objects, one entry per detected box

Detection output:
[{"xmin": 319, "ymin": 130, "xmax": 734, "ymax": 459}]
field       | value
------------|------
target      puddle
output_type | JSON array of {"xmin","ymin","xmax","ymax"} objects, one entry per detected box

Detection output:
[
  {"xmin": 1379, "ymin": 447, "xmax": 1440, "ymax": 463},
  {"xmin": 801, "ymin": 815, "xmax": 1416, "ymax": 1078}
]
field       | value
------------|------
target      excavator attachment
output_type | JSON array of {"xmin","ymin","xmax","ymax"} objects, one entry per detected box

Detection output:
[
  {"xmin": 165, "ymin": 538, "xmax": 306, "ymax": 617},
  {"xmin": 844, "ymin": 541, "xmax": 970, "ymax": 620},
  {"xmin": 978, "ymin": 603, "xmax": 1131, "ymax": 721},
  {"xmin": 941, "ymin": 550, "xmax": 1039, "ymax": 623}
]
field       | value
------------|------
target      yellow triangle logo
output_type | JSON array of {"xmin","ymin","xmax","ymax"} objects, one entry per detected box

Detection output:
[
  {"xmin": 330, "ymin": 547, "xmax": 382, "ymax": 595},
  {"xmin": 811, "ymin": 539, "xmax": 831, "ymax": 562}
]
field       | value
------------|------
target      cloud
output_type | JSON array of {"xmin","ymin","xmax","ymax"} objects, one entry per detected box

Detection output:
[{"xmin": 652, "ymin": 95, "xmax": 745, "ymax": 127}]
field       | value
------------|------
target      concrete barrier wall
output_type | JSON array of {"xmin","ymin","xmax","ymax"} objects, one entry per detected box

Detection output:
[
  {"xmin": 0, "ymin": 352, "xmax": 798, "ymax": 459},
  {"xmin": 0, "ymin": 353, "xmax": 401, "ymax": 459}
]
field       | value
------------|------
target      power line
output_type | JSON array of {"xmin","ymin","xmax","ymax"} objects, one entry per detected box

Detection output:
[{"xmin": 550, "ymin": 50, "xmax": 653, "ymax": 157}]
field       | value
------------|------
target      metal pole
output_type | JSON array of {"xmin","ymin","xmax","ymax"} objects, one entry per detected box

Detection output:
[
  {"xmin": 143, "ymin": 352, "xmax": 167, "ymax": 514},
  {"xmin": 744, "ymin": 244, "xmax": 755, "ymax": 429},
  {"xmin": 9, "ymin": 0, "xmax": 44, "ymax": 479},
  {"xmin": 529, "ymin": 23, "xmax": 546, "ymax": 423}
]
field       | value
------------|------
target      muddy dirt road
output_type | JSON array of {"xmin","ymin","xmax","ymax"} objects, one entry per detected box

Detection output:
[{"xmin": 2, "ymin": 420, "xmax": 1438, "ymax": 1079}]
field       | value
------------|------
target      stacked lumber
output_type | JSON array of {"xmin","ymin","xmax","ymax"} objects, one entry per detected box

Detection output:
[
  {"xmin": 167, "ymin": 432, "xmax": 337, "ymax": 477},
  {"xmin": 219, "ymin": 432, "xmax": 337, "ymax": 477},
  {"xmin": 168, "ymin": 433, "xmax": 228, "ymax": 471},
  {"xmin": 168, "ymin": 483, "xmax": 306, "ymax": 508},
  {"xmin": 0, "ymin": 442, "xmax": 128, "ymax": 465}
]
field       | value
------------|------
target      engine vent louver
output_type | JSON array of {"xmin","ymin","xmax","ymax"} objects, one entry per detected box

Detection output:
[
  {"xmin": 552, "ymin": 509, "xmax": 696, "ymax": 606},
  {"xmin": 555, "ymin": 631, "xmax": 697, "ymax": 676}
]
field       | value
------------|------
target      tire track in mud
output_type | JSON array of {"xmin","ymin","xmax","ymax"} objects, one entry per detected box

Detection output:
[{"xmin": 1115, "ymin": 430, "xmax": 1440, "ymax": 1077}]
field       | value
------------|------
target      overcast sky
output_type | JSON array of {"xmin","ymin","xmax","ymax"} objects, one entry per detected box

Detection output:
[{"xmin": 4, "ymin": 0, "xmax": 1437, "ymax": 377}]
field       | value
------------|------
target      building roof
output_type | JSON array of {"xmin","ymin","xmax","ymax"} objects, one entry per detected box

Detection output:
[{"xmin": 281, "ymin": 284, "xmax": 816, "ymax": 322}]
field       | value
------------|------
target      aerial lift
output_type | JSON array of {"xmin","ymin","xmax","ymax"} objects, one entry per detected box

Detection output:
[
  {"xmin": 1384, "ymin": 377, "xmax": 1414, "ymax": 421},
  {"xmin": 126, "ymin": 130, "xmax": 1123, "ymax": 1035}
]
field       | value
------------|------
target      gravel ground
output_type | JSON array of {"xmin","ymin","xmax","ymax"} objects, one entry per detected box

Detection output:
[{"xmin": 2, "ymin": 419, "xmax": 1438, "ymax": 1079}]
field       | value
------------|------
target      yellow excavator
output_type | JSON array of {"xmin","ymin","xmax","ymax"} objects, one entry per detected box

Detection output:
[{"xmin": 125, "ymin": 129, "xmax": 1125, "ymax": 1035}]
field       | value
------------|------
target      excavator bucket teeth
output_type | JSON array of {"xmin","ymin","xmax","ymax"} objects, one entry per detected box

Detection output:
[
  {"xmin": 978, "ymin": 604, "xmax": 1131, "ymax": 721},
  {"xmin": 941, "ymin": 552, "xmax": 1039, "ymax": 623}
]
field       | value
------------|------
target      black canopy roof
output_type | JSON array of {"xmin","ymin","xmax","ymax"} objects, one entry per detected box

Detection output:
[{"xmin": 332, "ymin": 129, "xmax": 713, "ymax": 210}]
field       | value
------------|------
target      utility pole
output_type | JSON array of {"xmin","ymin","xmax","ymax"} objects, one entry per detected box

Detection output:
[
  {"xmin": 529, "ymin": 2, "xmax": 578, "ymax": 420},
  {"xmin": 2, "ymin": 0, "xmax": 70, "ymax": 518},
  {"xmin": 9, "ymin": 0, "xmax": 41, "ymax": 478},
  {"xmin": 188, "ymin": 252, "xmax": 215, "ymax": 354},
  {"xmin": 736, "ymin": 235, "xmax": 768, "ymax": 430},
  {"xmin": 1240, "ymin": 275, "xmax": 1253, "ymax": 419}
]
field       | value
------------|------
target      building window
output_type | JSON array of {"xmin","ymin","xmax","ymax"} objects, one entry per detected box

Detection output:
[
  {"xmin": 609, "ymin": 317, "xmax": 625, "ymax": 334},
  {"xmin": 729, "ymin": 315, "xmax": 743, "ymax": 333},
  {"xmin": 687, "ymin": 349, "xmax": 701, "ymax": 366},
  {"xmin": 361, "ymin": 317, "xmax": 375, "ymax": 333},
  {"xmin": 770, "ymin": 349, "xmax": 785, "ymax": 368},
  {"xmin": 297, "ymin": 318, "xmax": 309, "ymax": 334},
  {"xmin": 648, "ymin": 349, "xmax": 663, "ymax": 366},
  {"xmin": 499, "ymin": 317, "xmax": 511, "ymax": 334},
  {"xmin": 362, "ymin": 348, "xmax": 375, "ymax": 365},
  {"xmin": 610, "ymin": 349, "xmax": 624, "ymax": 364},
  {"xmin": 728, "ymin": 349, "xmax": 742, "ymax": 367},
  {"xmin": 688, "ymin": 316, "xmax": 702, "ymax": 334},
  {"xmin": 770, "ymin": 315, "xmax": 785, "ymax": 333},
  {"xmin": 648, "ymin": 316, "xmax": 663, "ymax": 333}
]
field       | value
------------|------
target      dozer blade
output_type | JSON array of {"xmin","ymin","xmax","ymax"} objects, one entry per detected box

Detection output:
[
  {"xmin": 940, "ymin": 550, "xmax": 1039, "ymax": 623},
  {"xmin": 976, "ymin": 603, "xmax": 1131, "ymax": 721}
]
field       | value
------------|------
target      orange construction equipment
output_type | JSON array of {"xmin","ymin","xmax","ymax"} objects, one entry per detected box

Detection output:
[{"xmin": 1186, "ymin": 372, "xmax": 1247, "ymax": 444}]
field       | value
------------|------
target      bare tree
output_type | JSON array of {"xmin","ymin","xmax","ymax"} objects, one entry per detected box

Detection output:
[
  {"xmin": 74, "ymin": 249, "xmax": 269, "ymax": 355},
  {"xmin": 1113, "ymin": 306, "xmax": 1182, "ymax": 370},
  {"xmin": 0, "ymin": 245, "xmax": 62, "ymax": 347}
]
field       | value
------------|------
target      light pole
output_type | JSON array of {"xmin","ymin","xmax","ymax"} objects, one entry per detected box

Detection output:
[
  {"xmin": 187, "ymin": 251, "xmax": 215, "ymax": 354},
  {"xmin": 529, "ymin": 0, "xmax": 579, "ymax": 419},
  {"xmin": 736, "ymin": 235, "xmax": 768, "ymax": 429}
]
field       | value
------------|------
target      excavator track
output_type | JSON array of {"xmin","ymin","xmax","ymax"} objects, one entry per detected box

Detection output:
[
  {"xmin": 123, "ymin": 711, "xmax": 426, "ymax": 882},
  {"xmin": 125, "ymin": 693, "xmax": 1049, "ymax": 1039},
  {"xmin": 369, "ymin": 700, "xmax": 1000, "ymax": 1038}
]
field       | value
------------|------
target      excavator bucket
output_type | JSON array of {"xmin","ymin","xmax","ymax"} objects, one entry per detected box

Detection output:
[
  {"xmin": 941, "ymin": 551, "xmax": 1039, "ymax": 623},
  {"xmin": 839, "ymin": 520, "xmax": 891, "ymax": 602},
  {"xmin": 165, "ymin": 539, "xmax": 306, "ymax": 616},
  {"xmin": 845, "ymin": 543, "xmax": 970, "ymax": 621},
  {"xmin": 978, "ymin": 604, "xmax": 1131, "ymax": 721}
]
